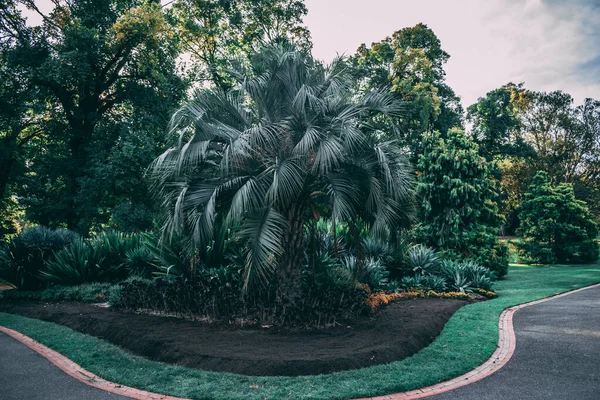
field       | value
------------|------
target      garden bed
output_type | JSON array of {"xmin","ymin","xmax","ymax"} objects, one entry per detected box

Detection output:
[{"xmin": 0, "ymin": 298, "xmax": 466, "ymax": 376}]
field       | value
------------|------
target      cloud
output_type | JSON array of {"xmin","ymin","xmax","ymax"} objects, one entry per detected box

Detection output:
[{"xmin": 304, "ymin": 0, "xmax": 600, "ymax": 107}]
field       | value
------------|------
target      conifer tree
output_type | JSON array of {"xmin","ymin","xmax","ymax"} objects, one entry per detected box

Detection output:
[
  {"xmin": 416, "ymin": 128, "xmax": 509, "ymax": 276},
  {"xmin": 517, "ymin": 172, "xmax": 599, "ymax": 264}
]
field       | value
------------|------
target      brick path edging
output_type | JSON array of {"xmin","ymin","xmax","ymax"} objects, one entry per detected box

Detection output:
[
  {"xmin": 0, "ymin": 325, "xmax": 189, "ymax": 400},
  {"xmin": 1, "ymin": 282, "xmax": 600, "ymax": 400},
  {"xmin": 354, "ymin": 281, "xmax": 600, "ymax": 400}
]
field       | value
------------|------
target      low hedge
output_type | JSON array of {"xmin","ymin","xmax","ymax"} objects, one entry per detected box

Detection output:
[{"xmin": 1, "ymin": 283, "xmax": 115, "ymax": 303}]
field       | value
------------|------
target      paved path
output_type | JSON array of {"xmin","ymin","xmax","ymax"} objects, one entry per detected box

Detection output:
[
  {"xmin": 428, "ymin": 285, "xmax": 600, "ymax": 399},
  {"xmin": 0, "ymin": 332, "xmax": 126, "ymax": 400},
  {"xmin": 1, "ymin": 285, "xmax": 599, "ymax": 400}
]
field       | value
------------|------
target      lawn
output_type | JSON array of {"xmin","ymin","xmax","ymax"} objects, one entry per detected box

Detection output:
[{"xmin": 1, "ymin": 263, "xmax": 599, "ymax": 400}]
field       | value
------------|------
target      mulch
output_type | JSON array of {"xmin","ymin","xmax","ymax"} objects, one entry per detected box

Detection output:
[{"xmin": 0, "ymin": 298, "xmax": 466, "ymax": 376}]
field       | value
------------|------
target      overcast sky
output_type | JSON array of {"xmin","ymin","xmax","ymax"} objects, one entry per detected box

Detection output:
[
  {"xmin": 20, "ymin": 0, "xmax": 600, "ymax": 108},
  {"xmin": 305, "ymin": 0, "xmax": 600, "ymax": 108}
]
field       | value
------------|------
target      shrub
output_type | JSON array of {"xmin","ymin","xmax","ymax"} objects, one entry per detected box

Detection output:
[
  {"xmin": 439, "ymin": 260, "xmax": 494, "ymax": 292},
  {"xmin": 40, "ymin": 231, "xmax": 143, "ymax": 285},
  {"xmin": 342, "ymin": 256, "xmax": 389, "ymax": 291},
  {"xmin": 2, "ymin": 283, "xmax": 115, "ymax": 303},
  {"xmin": 400, "ymin": 275, "xmax": 424, "ymax": 290},
  {"xmin": 41, "ymin": 239, "xmax": 108, "ymax": 285},
  {"xmin": 421, "ymin": 275, "xmax": 447, "ymax": 292},
  {"xmin": 407, "ymin": 244, "xmax": 439, "ymax": 275},
  {"xmin": 416, "ymin": 129, "xmax": 509, "ymax": 277},
  {"xmin": 361, "ymin": 236, "xmax": 394, "ymax": 266},
  {"xmin": 0, "ymin": 226, "xmax": 79, "ymax": 289},
  {"xmin": 517, "ymin": 172, "xmax": 599, "ymax": 264}
]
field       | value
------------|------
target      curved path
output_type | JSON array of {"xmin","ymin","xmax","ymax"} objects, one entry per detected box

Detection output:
[
  {"xmin": 0, "ymin": 331, "xmax": 126, "ymax": 400},
  {"xmin": 1, "ymin": 284, "xmax": 600, "ymax": 400},
  {"xmin": 427, "ymin": 284, "xmax": 600, "ymax": 399}
]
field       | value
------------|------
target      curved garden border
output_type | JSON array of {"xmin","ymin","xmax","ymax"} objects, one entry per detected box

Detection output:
[
  {"xmin": 356, "ymin": 281, "xmax": 600, "ymax": 400},
  {"xmin": 1, "ymin": 280, "xmax": 600, "ymax": 400}
]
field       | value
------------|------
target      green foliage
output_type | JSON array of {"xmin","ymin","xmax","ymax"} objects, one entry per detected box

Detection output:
[
  {"xmin": 348, "ymin": 23, "xmax": 463, "ymax": 152},
  {"xmin": 407, "ymin": 244, "xmax": 439, "ymax": 275},
  {"xmin": 342, "ymin": 256, "xmax": 389, "ymax": 291},
  {"xmin": 467, "ymin": 83, "xmax": 534, "ymax": 160},
  {"xmin": 421, "ymin": 275, "xmax": 448, "ymax": 292},
  {"xmin": 2, "ymin": 283, "xmax": 115, "ymax": 303},
  {"xmin": 40, "ymin": 231, "xmax": 144, "ymax": 285},
  {"xmin": 2, "ymin": 264, "xmax": 599, "ymax": 399},
  {"xmin": 517, "ymin": 172, "xmax": 599, "ymax": 264},
  {"xmin": 174, "ymin": 0, "xmax": 311, "ymax": 90},
  {"xmin": 416, "ymin": 128, "xmax": 509, "ymax": 277},
  {"xmin": 400, "ymin": 274, "xmax": 424, "ymax": 290},
  {"xmin": 0, "ymin": 226, "xmax": 79, "ymax": 289},
  {"xmin": 151, "ymin": 44, "xmax": 414, "ymax": 312},
  {"xmin": 1, "ymin": 0, "xmax": 185, "ymax": 234},
  {"xmin": 438, "ymin": 260, "xmax": 494, "ymax": 292}
]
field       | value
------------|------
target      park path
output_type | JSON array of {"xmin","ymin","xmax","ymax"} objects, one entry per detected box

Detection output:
[
  {"xmin": 0, "ymin": 331, "xmax": 126, "ymax": 400},
  {"xmin": 1, "ymin": 284, "xmax": 600, "ymax": 399},
  {"xmin": 427, "ymin": 284, "xmax": 600, "ymax": 399}
]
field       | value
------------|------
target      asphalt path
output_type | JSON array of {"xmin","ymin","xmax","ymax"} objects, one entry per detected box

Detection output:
[
  {"xmin": 0, "ymin": 331, "xmax": 125, "ymax": 400},
  {"xmin": 428, "ymin": 284, "xmax": 600, "ymax": 399}
]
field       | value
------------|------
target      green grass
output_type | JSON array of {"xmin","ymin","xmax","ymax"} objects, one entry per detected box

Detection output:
[{"xmin": 1, "ymin": 263, "xmax": 600, "ymax": 399}]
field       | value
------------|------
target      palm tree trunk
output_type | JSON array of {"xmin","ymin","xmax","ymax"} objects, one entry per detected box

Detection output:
[{"xmin": 276, "ymin": 202, "xmax": 306, "ymax": 318}]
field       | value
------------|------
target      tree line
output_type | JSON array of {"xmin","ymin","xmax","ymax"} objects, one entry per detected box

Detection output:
[{"xmin": 1, "ymin": 0, "xmax": 599, "ymax": 241}]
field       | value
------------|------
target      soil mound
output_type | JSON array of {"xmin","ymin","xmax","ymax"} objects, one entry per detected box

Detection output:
[{"xmin": 1, "ymin": 298, "xmax": 466, "ymax": 376}]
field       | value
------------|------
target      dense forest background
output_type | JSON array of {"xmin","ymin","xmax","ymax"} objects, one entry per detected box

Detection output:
[{"xmin": 1, "ymin": 0, "xmax": 599, "ymax": 239}]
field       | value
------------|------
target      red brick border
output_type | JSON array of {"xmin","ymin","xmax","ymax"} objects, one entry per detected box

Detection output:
[
  {"xmin": 354, "ymin": 282, "xmax": 600, "ymax": 400},
  {"xmin": 2, "ymin": 282, "xmax": 600, "ymax": 400},
  {"xmin": 0, "ymin": 326, "xmax": 189, "ymax": 400}
]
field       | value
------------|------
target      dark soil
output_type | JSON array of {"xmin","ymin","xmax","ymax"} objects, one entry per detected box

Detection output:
[{"xmin": 0, "ymin": 298, "xmax": 466, "ymax": 376}]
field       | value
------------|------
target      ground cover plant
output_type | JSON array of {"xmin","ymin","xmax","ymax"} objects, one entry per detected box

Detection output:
[{"xmin": 1, "ymin": 263, "xmax": 599, "ymax": 399}]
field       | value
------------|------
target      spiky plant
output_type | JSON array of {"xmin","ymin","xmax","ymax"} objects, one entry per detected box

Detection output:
[
  {"xmin": 151, "ymin": 45, "xmax": 414, "ymax": 309},
  {"xmin": 0, "ymin": 226, "xmax": 79, "ymax": 289},
  {"xmin": 407, "ymin": 244, "xmax": 439, "ymax": 275}
]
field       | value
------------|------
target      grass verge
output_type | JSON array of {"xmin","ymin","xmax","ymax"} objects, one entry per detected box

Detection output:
[{"xmin": 1, "ymin": 263, "xmax": 600, "ymax": 399}]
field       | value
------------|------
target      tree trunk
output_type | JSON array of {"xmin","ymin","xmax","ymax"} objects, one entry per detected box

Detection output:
[
  {"xmin": 0, "ymin": 135, "xmax": 18, "ymax": 203},
  {"xmin": 276, "ymin": 202, "xmax": 306, "ymax": 320}
]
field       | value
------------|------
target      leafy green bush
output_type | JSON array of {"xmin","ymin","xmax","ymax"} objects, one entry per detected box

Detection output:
[
  {"xmin": 407, "ymin": 244, "xmax": 439, "ymax": 275},
  {"xmin": 0, "ymin": 226, "xmax": 79, "ymax": 289},
  {"xmin": 40, "ymin": 231, "xmax": 145, "ymax": 285},
  {"xmin": 2, "ymin": 283, "xmax": 114, "ymax": 303},
  {"xmin": 400, "ymin": 275, "xmax": 424, "ymax": 290},
  {"xmin": 517, "ymin": 172, "xmax": 599, "ymax": 264},
  {"xmin": 341, "ymin": 256, "xmax": 389, "ymax": 291},
  {"xmin": 422, "ymin": 275, "xmax": 448, "ymax": 292},
  {"xmin": 438, "ymin": 260, "xmax": 494, "ymax": 292},
  {"xmin": 41, "ymin": 239, "xmax": 109, "ymax": 285},
  {"xmin": 416, "ymin": 128, "xmax": 509, "ymax": 277}
]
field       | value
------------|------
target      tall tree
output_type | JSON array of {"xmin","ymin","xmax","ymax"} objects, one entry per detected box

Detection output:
[
  {"xmin": 1, "ymin": 0, "xmax": 186, "ymax": 233},
  {"xmin": 517, "ymin": 172, "xmax": 598, "ymax": 264},
  {"xmin": 151, "ymin": 45, "xmax": 414, "ymax": 313},
  {"xmin": 520, "ymin": 91, "xmax": 600, "ymax": 219},
  {"xmin": 0, "ymin": 1, "xmax": 47, "ymax": 236},
  {"xmin": 416, "ymin": 128, "xmax": 509, "ymax": 277},
  {"xmin": 173, "ymin": 0, "xmax": 311, "ymax": 90},
  {"xmin": 349, "ymin": 23, "xmax": 463, "ymax": 152},
  {"xmin": 467, "ymin": 83, "xmax": 534, "ymax": 160}
]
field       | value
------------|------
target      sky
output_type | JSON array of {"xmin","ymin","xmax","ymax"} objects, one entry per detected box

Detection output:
[
  {"xmin": 19, "ymin": 0, "xmax": 600, "ymax": 109},
  {"xmin": 304, "ymin": 0, "xmax": 600, "ymax": 108}
]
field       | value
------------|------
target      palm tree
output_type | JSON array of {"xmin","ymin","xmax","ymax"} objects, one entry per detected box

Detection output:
[{"xmin": 151, "ymin": 45, "xmax": 414, "ymax": 310}]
